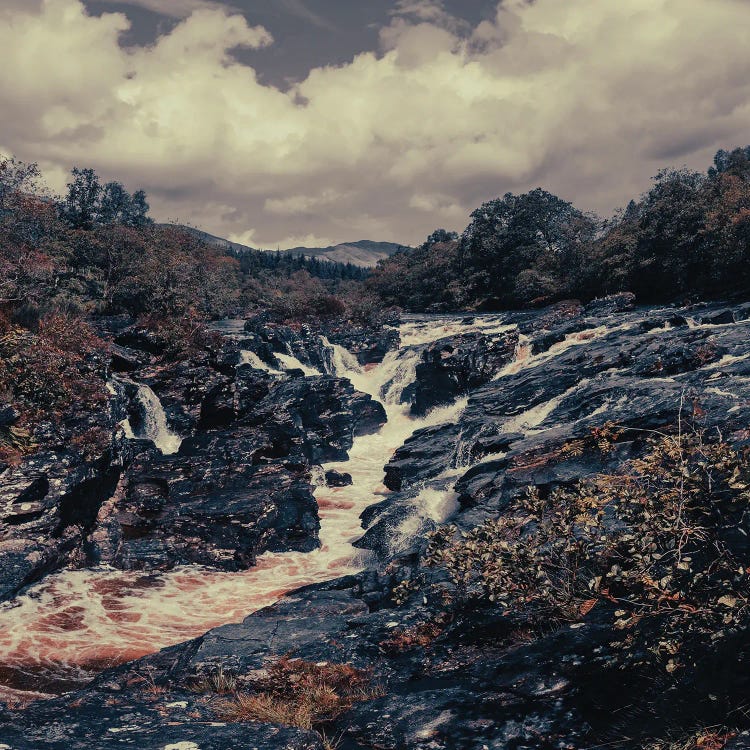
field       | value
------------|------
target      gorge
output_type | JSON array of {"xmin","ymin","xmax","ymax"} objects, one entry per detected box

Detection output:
[{"xmin": 3, "ymin": 295, "xmax": 750, "ymax": 748}]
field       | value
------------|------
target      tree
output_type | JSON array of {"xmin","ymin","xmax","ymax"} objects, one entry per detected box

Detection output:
[
  {"xmin": 59, "ymin": 168, "xmax": 152, "ymax": 230},
  {"xmin": 60, "ymin": 168, "xmax": 102, "ymax": 230},
  {"xmin": 425, "ymin": 228, "xmax": 458, "ymax": 246},
  {"xmin": 0, "ymin": 157, "xmax": 42, "ymax": 211},
  {"xmin": 126, "ymin": 189, "xmax": 152, "ymax": 228},
  {"xmin": 99, "ymin": 181, "xmax": 132, "ymax": 225},
  {"xmin": 460, "ymin": 188, "xmax": 596, "ymax": 307}
]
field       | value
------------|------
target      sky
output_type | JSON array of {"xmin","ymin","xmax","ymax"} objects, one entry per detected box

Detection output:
[{"xmin": 1, "ymin": 0, "xmax": 749, "ymax": 249}]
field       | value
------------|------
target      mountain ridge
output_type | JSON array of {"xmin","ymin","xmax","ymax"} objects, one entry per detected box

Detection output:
[{"xmin": 169, "ymin": 225, "xmax": 407, "ymax": 268}]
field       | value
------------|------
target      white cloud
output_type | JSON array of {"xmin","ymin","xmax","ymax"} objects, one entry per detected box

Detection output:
[
  {"xmin": 264, "ymin": 190, "xmax": 343, "ymax": 216},
  {"xmin": 2, "ymin": 0, "xmax": 750, "ymax": 248},
  {"xmin": 389, "ymin": 0, "xmax": 468, "ymax": 33}
]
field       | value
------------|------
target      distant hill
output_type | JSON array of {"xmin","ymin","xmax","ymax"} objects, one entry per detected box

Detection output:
[
  {"xmin": 282, "ymin": 240, "xmax": 406, "ymax": 267},
  {"xmin": 169, "ymin": 226, "xmax": 407, "ymax": 268}
]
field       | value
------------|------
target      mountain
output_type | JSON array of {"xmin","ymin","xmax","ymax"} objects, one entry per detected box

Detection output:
[
  {"xmin": 282, "ymin": 240, "xmax": 406, "ymax": 267},
  {"xmin": 171, "ymin": 226, "xmax": 407, "ymax": 268}
]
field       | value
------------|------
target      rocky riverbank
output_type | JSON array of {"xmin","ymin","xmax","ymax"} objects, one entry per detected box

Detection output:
[
  {"xmin": 3, "ymin": 296, "xmax": 750, "ymax": 749},
  {"xmin": 0, "ymin": 316, "xmax": 392, "ymax": 597}
]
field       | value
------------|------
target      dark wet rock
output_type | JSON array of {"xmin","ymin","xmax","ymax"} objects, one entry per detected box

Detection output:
[
  {"xmin": 91, "ymin": 372, "xmax": 388, "ymax": 570},
  {"xmin": 113, "ymin": 325, "xmax": 168, "ymax": 356},
  {"xmin": 237, "ymin": 333, "xmax": 277, "ymax": 366},
  {"xmin": 0, "ymin": 406, "xmax": 127, "ymax": 601},
  {"xmin": 384, "ymin": 422, "xmax": 461, "ymax": 492},
  {"xmin": 0, "ymin": 691, "xmax": 323, "ymax": 749},
  {"xmin": 517, "ymin": 298, "xmax": 584, "ymax": 333},
  {"xmin": 94, "ymin": 439, "xmax": 320, "ymax": 570},
  {"xmin": 109, "ymin": 343, "xmax": 150, "ymax": 372},
  {"xmin": 197, "ymin": 366, "xmax": 273, "ymax": 430},
  {"xmin": 244, "ymin": 314, "xmax": 401, "ymax": 368},
  {"xmin": 243, "ymin": 319, "xmax": 328, "ymax": 371},
  {"xmin": 410, "ymin": 331, "xmax": 519, "ymax": 416},
  {"xmin": 250, "ymin": 376, "xmax": 386, "ymax": 463},
  {"xmin": 0, "ymin": 404, "xmax": 20, "ymax": 427},
  {"xmin": 584, "ymin": 291, "xmax": 636, "ymax": 315},
  {"xmin": 323, "ymin": 323, "xmax": 400, "ymax": 365},
  {"xmin": 700, "ymin": 308, "xmax": 736, "ymax": 325},
  {"xmin": 325, "ymin": 469, "xmax": 352, "ymax": 487}
]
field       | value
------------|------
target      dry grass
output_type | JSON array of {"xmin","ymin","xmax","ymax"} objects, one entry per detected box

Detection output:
[
  {"xmin": 380, "ymin": 616, "xmax": 448, "ymax": 653},
  {"xmin": 644, "ymin": 728, "xmax": 736, "ymax": 750},
  {"xmin": 218, "ymin": 656, "xmax": 383, "ymax": 731},
  {"xmin": 190, "ymin": 665, "xmax": 238, "ymax": 695}
]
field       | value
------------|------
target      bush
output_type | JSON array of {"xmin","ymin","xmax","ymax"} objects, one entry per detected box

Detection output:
[
  {"xmin": 412, "ymin": 422, "xmax": 750, "ymax": 674},
  {"xmin": 217, "ymin": 656, "xmax": 382, "ymax": 731},
  {"xmin": 0, "ymin": 314, "xmax": 109, "ymax": 459}
]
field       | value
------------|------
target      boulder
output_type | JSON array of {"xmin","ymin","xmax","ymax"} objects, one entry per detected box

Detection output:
[
  {"xmin": 325, "ymin": 469, "xmax": 353, "ymax": 487},
  {"xmin": 410, "ymin": 331, "xmax": 519, "ymax": 416}
]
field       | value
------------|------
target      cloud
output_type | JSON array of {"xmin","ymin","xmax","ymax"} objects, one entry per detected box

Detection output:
[
  {"xmin": 389, "ymin": 0, "xmax": 469, "ymax": 33},
  {"xmin": 2, "ymin": 0, "xmax": 750, "ymax": 249},
  {"xmin": 264, "ymin": 189, "xmax": 344, "ymax": 216},
  {"xmin": 94, "ymin": 0, "xmax": 237, "ymax": 19},
  {"xmin": 278, "ymin": 0, "xmax": 335, "ymax": 30}
]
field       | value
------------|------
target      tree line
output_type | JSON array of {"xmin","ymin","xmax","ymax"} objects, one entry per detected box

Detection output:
[
  {"xmin": 0, "ymin": 161, "xmax": 376, "ymax": 329},
  {"xmin": 368, "ymin": 146, "xmax": 750, "ymax": 310}
]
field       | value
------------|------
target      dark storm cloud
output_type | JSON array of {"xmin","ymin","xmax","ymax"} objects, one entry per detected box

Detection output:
[{"xmin": 1, "ymin": 0, "xmax": 749, "ymax": 249}]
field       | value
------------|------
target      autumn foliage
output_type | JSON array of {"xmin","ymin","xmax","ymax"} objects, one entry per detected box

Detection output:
[{"xmin": 408, "ymin": 422, "xmax": 750, "ymax": 678}]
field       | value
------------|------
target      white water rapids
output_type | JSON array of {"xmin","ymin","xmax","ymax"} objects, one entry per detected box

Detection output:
[
  {"xmin": 0, "ymin": 317, "xmax": 507, "ymax": 704},
  {"xmin": 0, "ymin": 313, "xmax": 625, "ymax": 705}
]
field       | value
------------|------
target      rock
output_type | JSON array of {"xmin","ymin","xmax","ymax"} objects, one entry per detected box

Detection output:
[
  {"xmin": 325, "ymin": 469, "xmax": 352, "ymax": 487},
  {"xmin": 0, "ymin": 692, "xmax": 324, "ymax": 749},
  {"xmin": 237, "ymin": 333, "xmax": 277, "ymax": 366},
  {"xmin": 245, "ymin": 314, "xmax": 401, "ymax": 367},
  {"xmin": 250, "ymin": 376, "xmax": 386, "ymax": 463},
  {"xmin": 410, "ymin": 331, "xmax": 519, "ymax": 416},
  {"xmin": 95, "ymin": 438, "xmax": 321, "ymax": 570},
  {"xmin": 384, "ymin": 422, "xmax": 461, "ymax": 492},
  {"xmin": 0, "ymin": 376, "xmax": 127, "ymax": 601},
  {"xmin": 0, "ymin": 405, "xmax": 20, "ymax": 427},
  {"xmin": 584, "ymin": 291, "xmax": 636, "ymax": 315},
  {"xmin": 700, "ymin": 308, "xmax": 736, "ymax": 325},
  {"xmin": 113, "ymin": 325, "xmax": 168, "ymax": 356},
  {"xmin": 322, "ymin": 324, "xmax": 400, "ymax": 365},
  {"xmin": 109, "ymin": 343, "xmax": 150, "ymax": 372},
  {"xmin": 0, "ymin": 443, "xmax": 126, "ymax": 601}
]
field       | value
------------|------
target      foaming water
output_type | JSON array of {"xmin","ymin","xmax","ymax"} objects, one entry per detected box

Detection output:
[
  {"xmin": 275, "ymin": 352, "xmax": 321, "ymax": 376},
  {"xmin": 0, "ymin": 318, "xmax": 478, "ymax": 704},
  {"xmin": 398, "ymin": 314, "xmax": 512, "ymax": 348},
  {"xmin": 239, "ymin": 350, "xmax": 282, "ymax": 375},
  {"xmin": 128, "ymin": 384, "xmax": 182, "ymax": 455}
]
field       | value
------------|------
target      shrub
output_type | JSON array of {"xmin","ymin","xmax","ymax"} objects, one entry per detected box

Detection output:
[
  {"xmin": 218, "ymin": 656, "xmax": 382, "ymax": 731},
  {"xmin": 0, "ymin": 315, "xmax": 109, "ymax": 455},
  {"xmin": 413, "ymin": 422, "xmax": 750, "ymax": 673}
]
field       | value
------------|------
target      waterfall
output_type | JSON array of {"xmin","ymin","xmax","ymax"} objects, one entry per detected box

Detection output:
[
  {"xmin": 130, "ymin": 384, "xmax": 182, "ymax": 455},
  {"xmin": 275, "ymin": 352, "xmax": 321, "ymax": 376},
  {"xmin": 0, "ymin": 315, "xmax": 504, "ymax": 702},
  {"xmin": 239, "ymin": 350, "xmax": 282, "ymax": 375}
]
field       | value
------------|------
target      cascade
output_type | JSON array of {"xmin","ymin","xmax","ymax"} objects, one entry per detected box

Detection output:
[
  {"xmin": 239, "ymin": 350, "xmax": 282, "ymax": 374},
  {"xmin": 129, "ymin": 384, "xmax": 182, "ymax": 455},
  {"xmin": 0, "ymin": 316, "xmax": 486, "ymax": 704}
]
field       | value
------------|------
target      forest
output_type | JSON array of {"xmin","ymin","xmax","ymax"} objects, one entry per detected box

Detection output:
[{"xmin": 368, "ymin": 146, "xmax": 750, "ymax": 311}]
